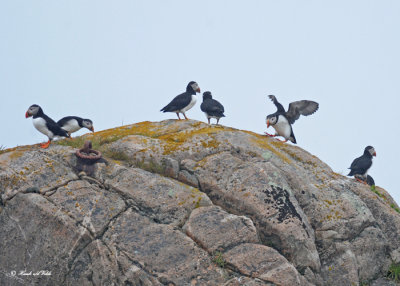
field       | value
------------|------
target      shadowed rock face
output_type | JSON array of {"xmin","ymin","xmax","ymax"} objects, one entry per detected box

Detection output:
[{"xmin": 0, "ymin": 119, "xmax": 399, "ymax": 286}]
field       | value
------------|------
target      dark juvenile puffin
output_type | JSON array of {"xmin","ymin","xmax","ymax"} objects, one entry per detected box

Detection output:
[
  {"xmin": 265, "ymin": 95, "xmax": 319, "ymax": 143},
  {"xmin": 347, "ymin": 146, "xmax": 376, "ymax": 184},
  {"xmin": 366, "ymin": 175, "xmax": 375, "ymax": 186},
  {"xmin": 57, "ymin": 116, "xmax": 94, "ymax": 136},
  {"xmin": 200, "ymin": 91, "xmax": 225, "ymax": 124},
  {"xmin": 160, "ymin": 81, "xmax": 201, "ymax": 120},
  {"xmin": 25, "ymin": 104, "xmax": 70, "ymax": 148}
]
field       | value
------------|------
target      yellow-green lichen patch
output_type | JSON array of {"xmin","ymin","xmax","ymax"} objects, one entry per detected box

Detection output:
[
  {"xmin": 247, "ymin": 134, "xmax": 291, "ymax": 164},
  {"xmin": 193, "ymin": 197, "xmax": 202, "ymax": 208},
  {"xmin": 56, "ymin": 120, "xmax": 230, "ymax": 158},
  {"xmin": 319, "ymin": 199, "xmax": 343, "ymax": 222},
  {"xmin": 0, "ymin": 146, "xmax": 35, "ymax": 168},
  {"xmin": 56, "ymin": 121, "xmax": 162, "ymax": 150},
  {"xmin": 0, "ymin": 144, "xmax": 34, "ymax": 156},
  {"xmin": 157, "ymin": 127, "xmax": 226, "ymax": 155},
  {"xmin": 283, "ymin": 147, "xmax": 317, "ymax": 167}
]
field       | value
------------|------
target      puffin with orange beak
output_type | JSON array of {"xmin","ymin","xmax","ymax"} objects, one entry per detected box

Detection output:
[
  {"xmin": 57, "ymin": 116, "xmax": 94, "ymax": 137},
  {"xmin": 161, "ymin": 81, "xmax": 201, "ymax": 120},
  {"xmin": 265, "ymin": 95, "xmax": 319, "ymax": 143},
  {"xmin": 25, "ymin": 104, "xmax": 70, "ymax": 148},
  {"xmin": 348, "ymin": 146, "xmax": 377, "ymax": 184}
]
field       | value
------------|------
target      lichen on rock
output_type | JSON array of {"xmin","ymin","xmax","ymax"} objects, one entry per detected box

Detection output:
[{"xmin": 0, "ymin": 119, "xmax": 399, "ymax": 286}]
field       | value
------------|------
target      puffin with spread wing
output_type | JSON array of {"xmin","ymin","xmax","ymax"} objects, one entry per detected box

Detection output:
[{"xmin": 265, "ymin": 95, "xmax": 319, "ymax": 143}]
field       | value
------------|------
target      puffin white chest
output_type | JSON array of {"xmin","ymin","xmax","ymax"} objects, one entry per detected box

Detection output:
[
  {"xmin": 62, "ymin": 119, "xmax": 81, "ymax": 133},
  {"xmin": 180, "ymin": 95, "xmax": 197, "ymax": 113},
  {"xmin": 272, "ymin": 115, "xmax": 292, "ymax": 139},
  {"xmin": 33, "ymin": 117, "xmax": 54, "ymax": 139}
]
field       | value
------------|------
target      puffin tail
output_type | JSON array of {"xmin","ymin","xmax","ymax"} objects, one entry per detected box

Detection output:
[
  {"xmin": 59, "ymin": 128, "xmax": 70, "ymax": 138},
  {"xmin": 289, "ymin": 129, "xmax": 296, "ymax": 144},
  {"xmin": 289, "ymin": 133, "xmax": 296, "ymax": 144},
  {"xmin": 160, "ymin": 104, "xmax": 171, "ymax": 113}
]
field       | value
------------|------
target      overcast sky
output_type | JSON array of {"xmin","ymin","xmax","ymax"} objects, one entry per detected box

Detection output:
[{"xmin": 1, "ymin": 1, "xmax": 399, "ymax": 204}]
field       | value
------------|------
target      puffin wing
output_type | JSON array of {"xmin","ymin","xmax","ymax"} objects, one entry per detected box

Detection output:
[
  {"xmin": 201, "ymin": 99, "xmax": 224, "ymax": 114},
  {"xmin": 348, "ymin": 156, "xmax": 372, "ymax": 175},
  {"xmin": 57, "ymin": 116, "xmax": 81, "ymax": 126},
  {"xmin": 213, "ymin": 99, "xmax": 225, "ymax": 114},
  {"xmin": 285, "ymin": 100, "xmax": 319, "ymax": 124},
  {"xmin": 161, "ymin": 92, "xmax": 191, "ymax": 112},
  {"xmin": 44, "ymin": 114, "xmax": 70, "ymax": 137},
  {"xmin": 268, "ymin": 95, "xmax": 285, "ymax": 113}
]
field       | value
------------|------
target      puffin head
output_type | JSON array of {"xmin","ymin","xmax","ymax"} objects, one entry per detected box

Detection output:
[
  {"xmin": 202, "ymin": 91, "xmax": 212, "ymax": 101},
  {"xmin": 365, "ymin": 146, "xmax": 376, "ymax": 157},
  {"xmin": 82, "ymin": 119, "xmax": 94, "ymax": 132},
  {"xmin": 25, "ymin": 104, "xmax": 41, "ymax": 118},
  {"xmin": 266, "ymin": 115, "xmax": 277, "ymax": 128},
  {"xmin": 187, "ymin": 81, "xmax": 201, "ymax": 94}
]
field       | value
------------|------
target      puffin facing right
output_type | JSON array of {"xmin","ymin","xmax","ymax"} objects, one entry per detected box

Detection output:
[
  {"xmin": 25, "ymin": 104, "xmax": 70, "ymax": 148},
  {"xmin": 347, "ymin": 146, "xmax": 376, "ymax": 184},
  {"xmin": 57, "ymin": 116, "xmax": 94, "ymax": 136},
  {"xmin": 160, "ymin": 81, "xmax": 201, "ymax": 120}
]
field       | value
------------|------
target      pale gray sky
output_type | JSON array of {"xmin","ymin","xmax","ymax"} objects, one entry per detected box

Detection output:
[{"xmin": 1, "ymin": 1, "xmax": 399, "ymax": 203}]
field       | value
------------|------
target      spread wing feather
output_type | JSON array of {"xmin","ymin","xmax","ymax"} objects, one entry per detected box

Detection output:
[
  {"xmin": 268, "ymin": 95, "xmax": 285, "ymax": 113},
  {"xmin": 286, "ymin": 100, "xmax": 319, "ymax": 124}
]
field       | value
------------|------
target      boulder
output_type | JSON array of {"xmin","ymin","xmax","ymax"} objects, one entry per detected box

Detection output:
[{"xmin": 0, "ymin": 120, "xmax": 399, "ymax": 285}]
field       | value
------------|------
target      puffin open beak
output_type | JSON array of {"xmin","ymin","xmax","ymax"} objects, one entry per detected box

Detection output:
[
  {"xmin": 25, "ymin": 111, "xmax": 31, "ymax": 118},
  {"xmin": 266, "ymin": 120, "xmax": 270, "ymax": 128}
]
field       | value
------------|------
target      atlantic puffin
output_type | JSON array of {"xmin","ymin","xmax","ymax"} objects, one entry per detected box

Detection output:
[
  {"xmin": 160, "ymin": 81, "xmax": 201, "ymax": 119},
  {"xmin": 25, "ymin": 104, "xmax": 70, "ymax": 148},
  {"xmin": 57, "ymin": 116, "xmax": 94, "ymax": 136},
  {"xmin": 265, "ymin": 95, "xmax": 319, "ymax": 143},
  {"xmin": 348, "ymin": 146, "xmax": 376, "ymax": 184},
  {"xmin": 200, "ymin": 91, "xmax": 225, "ymax": 124}
]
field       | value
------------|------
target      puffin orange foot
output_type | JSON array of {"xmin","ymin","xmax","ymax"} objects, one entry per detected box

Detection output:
[
  {"xmin": 355, "ymin": 178, "xmax": 367, "ymax": 185},
  {"xmin": 264, "ymin": 132, "xmax": 275, "ymax": 137},
  {"xmin": 40, "ymin": 140, "xmax": 51, "ymax": 149},
  {"xmin": 275, "ymin": 138, "xmax": 288, "ymax": 143}
]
